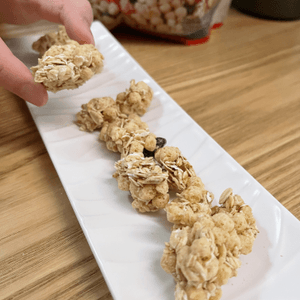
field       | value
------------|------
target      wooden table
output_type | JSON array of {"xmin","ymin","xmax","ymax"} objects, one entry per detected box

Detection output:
[{"xmin": 1, "ymin": 8, "xmax": 300, "ymax": 300}]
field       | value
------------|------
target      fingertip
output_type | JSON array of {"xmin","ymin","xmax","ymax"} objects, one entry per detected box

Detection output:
[
  {"xmin": 82, "ymin": 30, "xmax": 95, "ymax": 46},
  {"xmin": 36, "ymin": 88, "xmax": 48, "ymax": 107},
  {"xmin": 65, "ymin": 24, "xmax": 95, "ymax": 46},
  {"xmin": 61, "ymin": 0, "xmax": 95, "ymax": 45},
  {"xmin": 20, "ymin": 82, "xmax": 48, "ymax": 107},
  {"xmin": 86, "ymin": 28, "xmax": 95, "ymax": 46}
]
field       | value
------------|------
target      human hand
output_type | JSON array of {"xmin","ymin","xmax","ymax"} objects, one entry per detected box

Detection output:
[{"xmin": 0, "ymin": 0, "xmax": 94, "ymax": 106}]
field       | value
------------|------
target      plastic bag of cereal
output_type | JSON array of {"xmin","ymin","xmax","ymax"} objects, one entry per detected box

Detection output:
[
  {"xmin": 89, "ymin": 0, "xmax": 233, "ymax": 45},
  {"xmin": 89, "ymin": 0, "xmax": 123, "ymax": 30}
]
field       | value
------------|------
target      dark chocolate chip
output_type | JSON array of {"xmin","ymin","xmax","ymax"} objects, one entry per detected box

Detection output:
[
  {"xmin": 156, "ymin": 137, "xmax": 167, "ymax": 149},
  {"xmin": 129, "ymin": 0, "xmax": 138, "ymax": 5},
  {"xmin": 143, "ymin": 148, "xmax": 155, "ymax": 157}
]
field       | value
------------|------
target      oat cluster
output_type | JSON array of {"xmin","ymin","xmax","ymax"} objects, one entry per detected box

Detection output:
[
  {"xmin": 155, "ymin": 146, "xmax": 196, "ymax": 191},
  {"xmin": 165, "ymin": 176, "xmax": 213, "ymax": 227},
  {"xmin": 31, "ymin": 27, "xmax": 104, "ymax": 93},
  {"xmin": 113, "ymin": 152, "xmax": 169, "ymax": 212},
  {"xmin": 74, "ymin": 79, "xmax": 258, "ymax": 300},
  {"xmin": 76, "ymin": 80, "xmax": 157, "ymax": 158},
  {"xmin": 161, "ymin": 188, "xmax": 258, "ymax": 300},
  {"xmin": 77, "ymin": 97, "xmax": 120, "ymax": 132},
  {"xmin": 161, "ymin": 215, "xmax": 238, "ymax": 300},
  {"xmin": 116, "ymin": 80, "xmax": 154, "ymax": 116},
  {"xmin": 99, "ymin": 114, "xmax": 154, "ymax": 157},
  {"xmin": 211, "ymin": 188, "xmax": 258, "ymax": 256}
]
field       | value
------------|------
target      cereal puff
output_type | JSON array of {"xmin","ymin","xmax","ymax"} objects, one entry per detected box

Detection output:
[
  {"xmin": 155, "ymin": 146, "xmax": 196, "ymax": 191},
  {"xmin": 31, "ymin": 42, "xmax": 104, "ymax": 93},
  {"xmin": 113, "ymin": 152, "xmax": 169, "ymax": 212}
]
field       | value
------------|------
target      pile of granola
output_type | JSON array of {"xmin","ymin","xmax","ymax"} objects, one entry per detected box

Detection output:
[
  {"xmin": 70, "ymin": 78, "xmax": 259, "ymax": 300},
  {"xmin": 71, "ymin": 78, "xmax": 258, "ymax": 300},
  {"xmin": 48, "ymin": 56, "xmax": 258, "ymax": 300},
  {"xmin": 31, "ymin": 26, "xmax": 104, "ymax": 93}
]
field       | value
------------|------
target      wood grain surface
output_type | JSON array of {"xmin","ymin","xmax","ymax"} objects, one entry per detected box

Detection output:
[{"xmin": 1, "ymin": 8, "xmax": 300, "ymax": 300}]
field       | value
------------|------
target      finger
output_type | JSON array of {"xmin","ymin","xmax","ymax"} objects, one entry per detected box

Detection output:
[
  {"xmin": 0, "ymin": 0, "xmax": 94, "ymax": 44},
  {"xmin": 0, "ymin": 0, "xmax": 41, "ymax": 24},
  {"xmin": 0, "ymin": 39, "xmax": 48, "ymax": 107},
  {"xmin": 37, "ymin": 0, "xmax": 95, "ymax": 45}
]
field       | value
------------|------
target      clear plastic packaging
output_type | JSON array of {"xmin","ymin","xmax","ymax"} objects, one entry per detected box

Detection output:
[{"xmin": 89, "ymin": 0, "xmax": 233, "ymax": 44}]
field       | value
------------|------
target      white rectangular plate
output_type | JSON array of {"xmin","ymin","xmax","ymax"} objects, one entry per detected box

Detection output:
[{"xmin": 7, "ymin": 21, "xmax": 300, "ymax": 300}]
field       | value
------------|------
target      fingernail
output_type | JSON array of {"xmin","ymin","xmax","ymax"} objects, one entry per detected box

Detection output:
[
  {"xmin": 81, "ymin": 28, "xmax": 95, "ymax": 45},
  {"xmin": 89, "ymin": 28, "xmax": 95, "ymax": 45}
]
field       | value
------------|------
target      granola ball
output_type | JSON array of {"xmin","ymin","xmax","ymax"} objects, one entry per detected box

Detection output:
[
  {"xmin": 32, "ymin": 26, "xmax": 74, "ymax": 57},
  {"xmin": 211, "ymin": 188, "xmax": 259, "ymax": 255},
  {"xmin": 99, "ymin": 114, "xmax": 157, "ymax": 157},
  {"xmin": 31, "ymin": 42, "xmax": 104, "ymax": 93},
  {"xmin": 113, "ymin": 152, "xmax": 169, "ymax": 212},
  {"xmin": 165, "ymin": 177, "xmax": 213, "ymax": 227},
  {"xmin": 76, "ymin": 97, "xmax": 121, "ymax": 132},
  {"xmin": 116, "ymin": 80, "xmax": 153, "ymax": 116},
  {"xmin": 155, "ymin": 146, "xmax": 196, "ymax": 191},
  {"xmin": 161, "ymin": 214, "xmax": 243, "ymax": 300}
]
